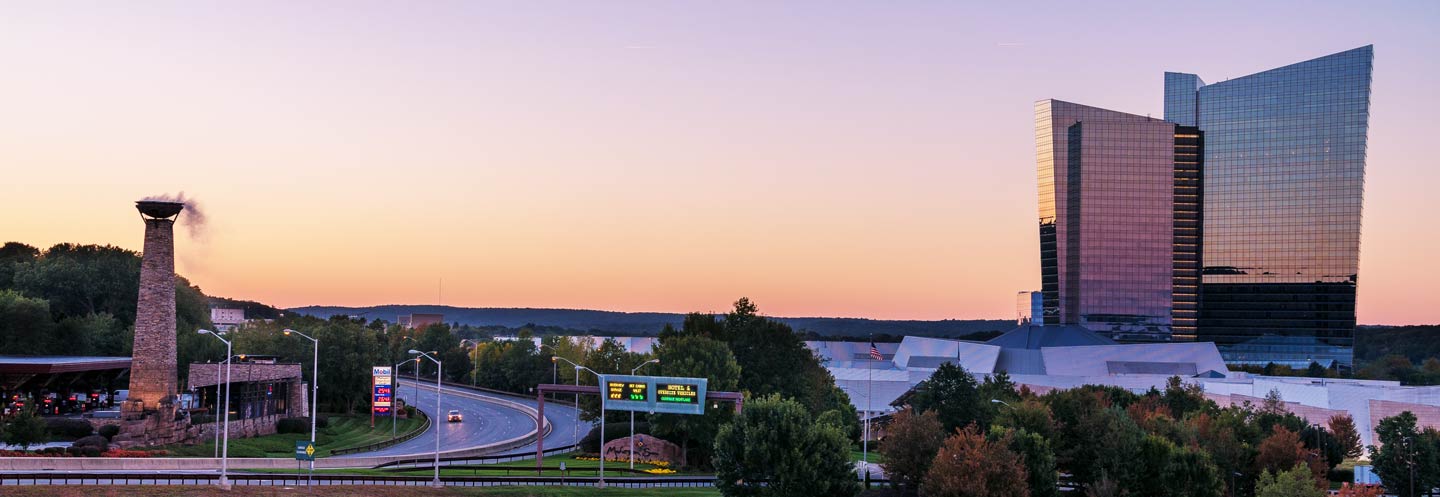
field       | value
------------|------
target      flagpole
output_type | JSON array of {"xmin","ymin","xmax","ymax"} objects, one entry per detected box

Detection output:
[{"xmin": 864, "ymin": 335, "xmax": 873, "ymax": 480}]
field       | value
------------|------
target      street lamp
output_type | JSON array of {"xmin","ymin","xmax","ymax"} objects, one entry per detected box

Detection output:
[
  {"xmin": 1404, "ymin": 435, "xmax": 1417, "ymax": 497},
  {"xmin": 198, "ymin": 329, "xmax": 233, "ymax": 490},
  {"xmin": 283, "ymin": 328, "xmax": 320, "ymax": 483},
  {"xmin": 629, "ymin": 358, "xmax": 659, "ymax": 469},
  {"xmin": 551, "ymin": 355, "xmax": 580, "ymax": 448},
  {"xmin": 211, "ymin": 354, "xmax": 244, "ymax": 458},
  {"xmin": 400, "ymin": 336, "xmax": 422, "ymax": 400},
  {"xmin": 393, "ymin": 357, "xmax": 420, "ymax": 438},
  {"xmin": 553, "ymin": 356, "xmax": 605, "ymax": 488},
  {"xmin": 410, "ymin": 349, "xmax": 444, "ymax": 489},
  {"xmin": 990, "ymin": 399, "xmax": 1012, "ymax": 407},
  {"xmin": 460, "ymin": 339, "xmax": 480, "ymax": 387}
]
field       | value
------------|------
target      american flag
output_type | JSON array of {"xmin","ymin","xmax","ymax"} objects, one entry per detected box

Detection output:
[{"xmin": 869, "ymin": 342, "xmax": 882, "ymax": 361}]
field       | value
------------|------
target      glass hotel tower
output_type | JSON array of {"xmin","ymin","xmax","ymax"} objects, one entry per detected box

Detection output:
[{"xmin": 1037, "ymin": 46, "xmax": 1373, "ymax": 365}]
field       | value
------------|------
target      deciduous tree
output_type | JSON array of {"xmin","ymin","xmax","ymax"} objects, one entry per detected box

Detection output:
[
  {"xmin": 902, "ymin": 362, "xmax": 987, "ymax": 433},
  {"xmin": 650, "ymin": 334, "xmax": 741, "ymax": 468},
  {"xmin": 1254, "ymin": 465, "xmax": 1325, "ymax": 497},
  {"xmin": 713, "ymin": 395, "xmax": 859, "ymax": 497},
  {"xmin": 880, "ymin": 407, "xmax": 945, "ymax": 494},
  {"xmin": 1257, "ymin": 427, "xmax": 1324, "ymax": 485},
  {"xmin": 920, "ymin": 425, "xmax": 1028, "ymax": 497},
  {"xmin": 1369, "ymin": 411, "xmax": 1440, "ymax": 497},
  {"xmin": 1329, "ymin": 414, "xmax": 1363, "ymax": 459}
]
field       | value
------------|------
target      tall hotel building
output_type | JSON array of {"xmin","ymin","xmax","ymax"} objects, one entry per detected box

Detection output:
[{"xmin": 1036, "ymin": 46, "xmax": 1373, "ymax": 365}]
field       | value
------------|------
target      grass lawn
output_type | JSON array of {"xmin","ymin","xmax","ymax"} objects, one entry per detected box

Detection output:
[
  {"xmin": 244, "ymin": 454, "xmax": 701, "ymax": 478},
  {"xmin": 851, "ymin": 448, "xmax": 885, "ymax": 465},
  {"xmin": 146, "ymin": 414, "xmax": 425, "ymax": 458},
  {"xmin": 0, "ymin": 486, "xmax": 720, "ymax": 497}
]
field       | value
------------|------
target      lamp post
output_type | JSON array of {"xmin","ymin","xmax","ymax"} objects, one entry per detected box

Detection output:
[
  {"xmin": 211, "ymin": 354, "xmax": 244, "ymax": 458},
  {"xmin": 402, "ymin": 337, "xmax": 419, "ymax": 401},
  {"xmin": 1404, "ymin": 435, "xmax": 1416, "ymax": 497},
  {"xmin": 393, "ymin": 358, "xmax": 418, "ymax": 438},
  {"xmin": 628, "ymin": 358, "xmax": 659, "ymax": 469},
  {"xmin": 549, "ymin": 355, "xmax": 582, "ymax": 446},
  {"xmin": 460, "ymin": 339, "xmax": 480, "ymax": 386},
  {"xmin": 283, "ymin": 329, "xmax": 320, "ymax": 483},
  {"xmin": 198, "ymin": 329, "xmax": 233, "ymax": 490},
  {"xmin": 553, "ymin": 356, "xmax": 604, "ymax": 488},
  {"xmin": 410, "ymin": 350, "xmax": 443, "ymax": 488}
]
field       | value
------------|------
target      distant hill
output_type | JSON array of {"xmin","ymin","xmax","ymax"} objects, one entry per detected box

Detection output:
[{"xmin": 286, "ymin": 304, "xmax": 1014, "ymax": 339}]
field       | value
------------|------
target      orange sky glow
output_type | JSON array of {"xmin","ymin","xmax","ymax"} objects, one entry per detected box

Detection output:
[{"xmin": 2, "ymin": 2, "xmax": 1435, "ymax": 324}]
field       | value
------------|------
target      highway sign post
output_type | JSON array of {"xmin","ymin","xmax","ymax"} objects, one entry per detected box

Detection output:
[
  {"xmin": 371, "ymin": 366, "xmax": 393, "ymax": 427},
  {"xmin": 533, "ymin": 380, "xmax": 742, "ymax": 477},
  {"xmin": 599, "ymin": 375, "xmax": 708, "ymax": 415},
  {"xmin": 294, "ymin": 440, "xmax": 315, "ymax": 485}
]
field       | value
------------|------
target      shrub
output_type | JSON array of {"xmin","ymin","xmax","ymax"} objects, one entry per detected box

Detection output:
[
  {"xmin": 98, "ymin": 425, "xmax": 120, "ymax": 440},
  {"xmin": 276, "ymin": 418, "xmax": 309, "ymax": 434},
  {"xmin": 1329, "ymin": 467, "xmax": 1355, "ymax": 483},
  {"xmin": 190, "ymin": 414, "xmax": 215, "ymax": 425},
  {"xmin": 81, "ymin": 446, "xmax": 101, "ymax": 457},
  {"xmin": 316, "ymin": 416, "xmax": 329, "ymax": 429},
  {"xmin": 44, "ymin": 418, "xmax": 94, "ymax": 439},
  {"xmin": 72, "ymin": 435, "xmax": 110, "ymax": 453}
]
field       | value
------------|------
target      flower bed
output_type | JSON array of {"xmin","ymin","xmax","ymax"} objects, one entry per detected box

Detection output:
[
  {"xmin": 0, "ymin": 448, "xmax": 167, "ymax": 458},
  {"xmin": 101, "ymin": 449, "xmax": 168, "ymax": 458}
]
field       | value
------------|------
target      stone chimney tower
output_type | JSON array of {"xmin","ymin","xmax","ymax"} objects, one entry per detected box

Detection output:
[{"xmin": 128, "ymin": 200, "xmax": 184, "ymax": 411}]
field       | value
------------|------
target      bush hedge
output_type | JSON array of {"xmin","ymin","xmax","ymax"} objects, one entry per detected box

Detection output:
[
  {"xmin": 276, "ymin": 417, "xmax": 310, "ymax": 434},
  {"xmin": 45, "ymin": 418, "xmax": 94, "ymax": 439},
  {"xmin": 98, "ymin": 425, "xmax": 120, "ymax": 440}
]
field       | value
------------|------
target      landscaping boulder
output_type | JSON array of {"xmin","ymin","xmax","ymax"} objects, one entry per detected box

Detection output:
[
  {"xmin": 601, "ymin": 434, "xmax": 682, "ymax": 466},
  {"xmin": 71, "ymin": 435, "xmax": 110, "ymax": 453}
]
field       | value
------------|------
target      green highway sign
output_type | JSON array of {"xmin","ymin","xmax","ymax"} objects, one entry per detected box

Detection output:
[
  {"xmin": 600, "ymin": 374, "xmax": 708, "ymax": 415},
  {"xmin": 295, "ymin": 440, "xmax": 316, "ymax": 461}
]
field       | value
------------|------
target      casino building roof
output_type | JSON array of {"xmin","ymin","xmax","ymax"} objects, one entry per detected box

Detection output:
[{"xmin": 813, "ymin": 325, "xmax": 1440, "ymax": 448}]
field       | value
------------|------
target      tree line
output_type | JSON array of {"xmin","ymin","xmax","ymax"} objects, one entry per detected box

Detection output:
[
  {"xmin": 875, "ymin": 362, "xmax": 1440, "ymax": 497},
  {"xmin": 0, "ymin": 242, "xmax": 221, "ymax": 373},
  {"xmin": 461, "ymin": 298, "xmax": 859, "ymax": 468}
]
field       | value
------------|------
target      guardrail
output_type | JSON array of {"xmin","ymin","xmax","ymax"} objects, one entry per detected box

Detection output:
[
  {"xmin": 414, "ymin": 375, "xmax": 581, "ymax": 408},
  {"xmin": 0, "ymin": 472, "xmax": 717, "ymax": 488},
  {"xmin": 329, "ymin": 408, "xmax": 431, "ymax": 456},
  {"xmin": 372, "ymin": 443, "xmax": 579, "ymax": 469}
]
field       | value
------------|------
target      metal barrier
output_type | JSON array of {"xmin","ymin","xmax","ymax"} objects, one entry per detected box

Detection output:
[
  {"xmin": 329, "ymin": 408, "xmax": 431, "ymax": 456},
  {"xmin": 0, "ymin": 472, "xmax": 716, "ymax": 488},
  {"xmin": 372, "ymin": 443, "xmax": 580, "ymax": 469}
]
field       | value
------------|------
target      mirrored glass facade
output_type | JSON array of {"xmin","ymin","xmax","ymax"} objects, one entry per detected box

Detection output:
[
  {"xmin": 1035, "ymin": 100, "xmax": 1178, "ymax": 341},
  {"xmin": 1165, "ymin": 46, "xmax": 1373, "ymax": 364}
]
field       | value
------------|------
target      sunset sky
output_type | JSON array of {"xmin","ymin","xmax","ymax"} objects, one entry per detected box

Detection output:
[{"xmin": 2, "ymin": 2, "xmax": 1435, "ymax": 324}]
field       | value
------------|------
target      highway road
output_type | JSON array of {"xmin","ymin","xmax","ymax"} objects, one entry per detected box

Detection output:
[{"xmin": 342, "ymin": 378, "xmax": 585, "ymax": 459}]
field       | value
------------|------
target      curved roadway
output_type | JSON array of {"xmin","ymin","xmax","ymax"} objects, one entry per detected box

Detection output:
[{"xmin": 339, "ymin": 378, "xmax": 585, "ymax": 459}]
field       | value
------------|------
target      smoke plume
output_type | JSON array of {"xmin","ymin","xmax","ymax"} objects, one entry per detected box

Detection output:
[{"xmin": 141, "ymin": 192, "xmax": 207, "ymax": 239}]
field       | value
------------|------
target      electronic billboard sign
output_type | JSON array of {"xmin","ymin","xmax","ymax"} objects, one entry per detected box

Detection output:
[{"xmin": 600, "ymin": 375, "xmax": 707, "ymax": 415}]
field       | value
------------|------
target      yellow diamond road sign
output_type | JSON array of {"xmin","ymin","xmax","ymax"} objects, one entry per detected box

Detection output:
[{"xmin": 306, "ymin": 444, "xmax": 315, "ymax": 456}]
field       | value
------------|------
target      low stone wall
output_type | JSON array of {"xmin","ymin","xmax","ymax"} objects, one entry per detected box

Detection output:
[{"xmin": 195, "ymin": 414, "xmax": 285, "ymax": 442}]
